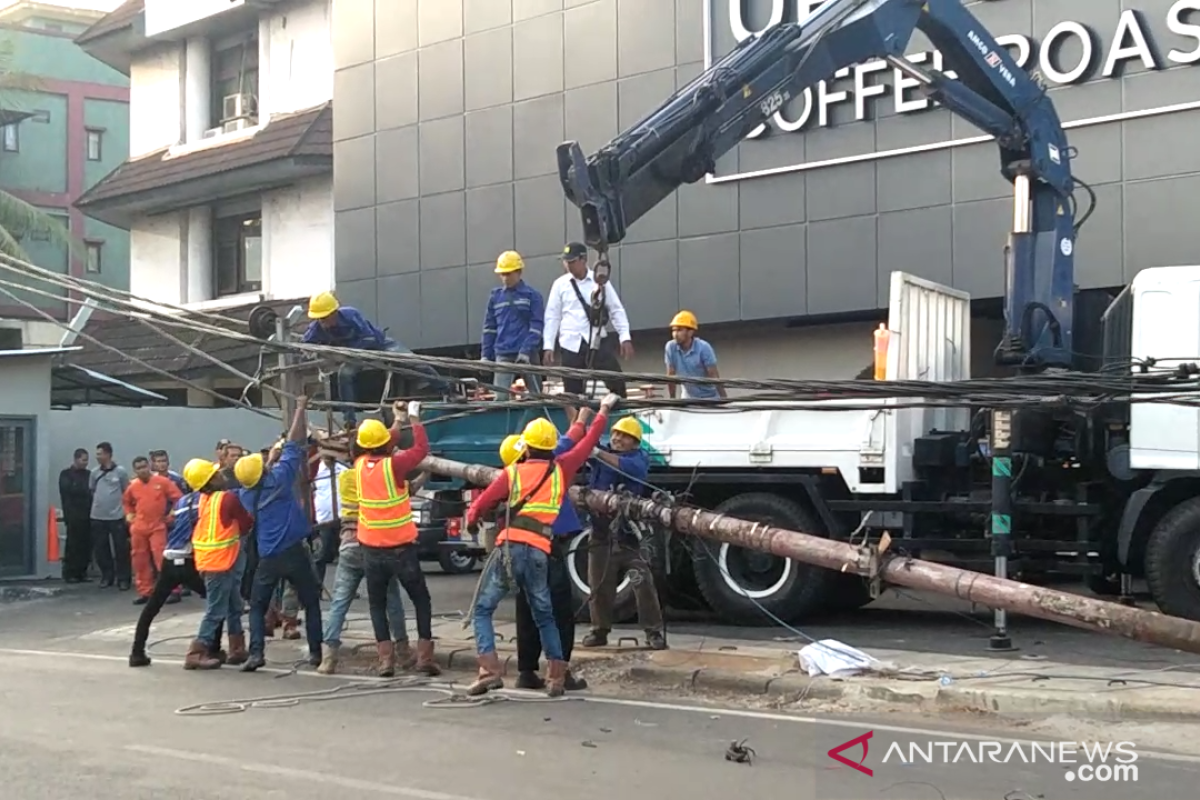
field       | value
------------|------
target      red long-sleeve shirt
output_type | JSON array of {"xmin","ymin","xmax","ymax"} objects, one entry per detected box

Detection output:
[
  {"xmin": 466, "ymin": 412, "xmax": 608, "ymax": 526},
  {"xmin": 216, "ymin": 492, "xmax": 256, "ymax": 535},
  {"xmin": 389, "ymin": 421, "xmax": 429, "ymax": 475}
]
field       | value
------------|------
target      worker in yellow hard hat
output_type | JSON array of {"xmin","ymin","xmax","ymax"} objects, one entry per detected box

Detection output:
[
  {"xmin": 482, "ymin": 251, "xmax": 545, "ymax": 399},
  {"xmin": 665, "ymin": 310, "xmax": 725, "ymax": 400},
  {"xmin": 464, "ymin": 394, "xmax": 621, "ymax": 697},
  {"xmin": 302, "ymin": 291, "xmax": 444, "ymax": 426},
  {"xmin": 580, "ymin": 412, "xmax": 667, "ymax": 651}
]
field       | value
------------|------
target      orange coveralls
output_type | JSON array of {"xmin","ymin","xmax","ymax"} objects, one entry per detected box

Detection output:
[{"xmin": 123, "ymin": 474, "xmax": 183, "ymax": 597}]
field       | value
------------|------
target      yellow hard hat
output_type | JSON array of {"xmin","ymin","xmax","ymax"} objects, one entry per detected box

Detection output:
[
  {"xmin": 499, "ymin": 434, "xmax": 525, "ymax": 467},
  {"xmin": 234, "ymin": 453, "xmax": 264, "ymax": 487},
  {"xmin": 611, "ymin": 416, "xmax": 643, "ymax": 442},
  {"xmin": 670, "ymin": 310, "xmax": 698, "ymax": 330},
  {"xmin": 356, "ymin": 419, "xmax": 392, "ymax": 450},
  {"xmin": 495, "ymin": 250, "xmax": 524, "ymax": 274},
  {"xmin": 520, "ymin": 418, "xmax": 559, "ymax": 451},
  {"xmin": 308, "ymin": 291, "xmax": 340, "ymax": 319},
  {"xmin": 182, "ymin": 458, "xmax": 220, "ymax": 491}
]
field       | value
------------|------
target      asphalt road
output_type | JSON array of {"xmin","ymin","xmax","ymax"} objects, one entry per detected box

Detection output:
[{"xmin": 2, "ymin": 646, "xmax": 1198, "ymax": 800}]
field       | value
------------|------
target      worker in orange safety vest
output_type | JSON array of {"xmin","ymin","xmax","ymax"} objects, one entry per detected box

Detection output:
[{"xmin": 463, "ymin": 393, "xmax": 618, "ymax": 697}]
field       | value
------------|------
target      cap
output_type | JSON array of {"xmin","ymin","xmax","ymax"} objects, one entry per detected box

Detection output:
[{"xmin": 562, "ymin": 242, "xmax": 588, "ymax": 261}]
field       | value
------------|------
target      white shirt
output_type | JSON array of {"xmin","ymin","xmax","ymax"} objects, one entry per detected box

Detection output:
[
  {"xmin": 542, "ymin": 270, "xmax": 632, "ymax": 354},
  {"xmin": 313, "ymin": 461, "xmax": 348, "ymax": 524}
]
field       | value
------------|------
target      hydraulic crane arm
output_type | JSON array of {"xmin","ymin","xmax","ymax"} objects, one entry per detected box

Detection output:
[{"xmin": 557, "ymin": 0, "xmax": 1091, "ymax": 369}]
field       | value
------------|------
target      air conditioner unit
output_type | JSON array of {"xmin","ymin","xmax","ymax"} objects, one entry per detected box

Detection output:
[
  {"xmin": 201, "ymin": 126, "xmax": 222, "ymax": 139},
  {"xmin": 222, "ymin": 117, "xmax": 253, "ymax": 134},
  {"xmin": 222, "ymin": 92, "xmax": 257, "ymax": 124}
]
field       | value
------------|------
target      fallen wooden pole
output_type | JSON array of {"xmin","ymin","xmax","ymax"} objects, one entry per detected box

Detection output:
[{"xmin": 419, "ymin": 453, "xmax": 1200, "ymax": 655}]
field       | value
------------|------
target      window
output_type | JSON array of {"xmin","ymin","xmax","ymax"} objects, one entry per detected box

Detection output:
[
  {"xmin": 213, "ymin": 212, "xmax": 262, "ymax": 297},
  {"xmin": 210, "ymin": 38, "xmax": 259, "ymax": 131},
  {"xmin": 30, "ymin": 110, "xmax": 50, "ymax": 123},
  {"xmin": 85, "ymin": 241, "xmax": 103, "ymax": 274},
  {"xmin": 2, "ymin": 123, "xmax": 17, "ymax": 152},
  {"xmin": 86, "ymin": 129, "xmax": 102, "ymax": 161}
]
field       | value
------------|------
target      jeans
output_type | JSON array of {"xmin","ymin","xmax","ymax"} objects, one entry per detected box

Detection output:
[
  {"xmin": 493, "ymin": 354, "xmax": 542, "ymax": 399},
  {"xmin": 515, "ymin": 537, "xmax": 576, "ymax": 670},
  {"xmin": 133, "ymin": 556, "xmax": 222, "ymax": 655},
  {"xmin": 63, "ymin": 516, "xmax": 92, "ymax": 581},
  {"xmin": 323, "ymin": 544, "xmax": 408, "ymax": 647},
  {"xmin": 338, "ymin": 340, "xmax": 446, "ymax": 424},
  {"xmin": 474, "ymin": 542, "xmax": 562, "ymax": 661},
  {"xmin": 198, "ymin": 548, "xmax": 246, "ymax": 646},
  {"xmin": 362, "ymin": 543, "xmax": 432, "ymax": 642},
  {"xmin": 91, "ymin": 518, "xmax": 131, "ymax": 585},
  {"xmin": 248, "ymin": 542, "xmax": 324, "ymax": 657}
]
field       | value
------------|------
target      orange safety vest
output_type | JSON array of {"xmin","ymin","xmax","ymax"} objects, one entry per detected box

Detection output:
[
  {"xmin": 191, "ymin": 491, "xmax": 241, "ymax": 573},
  {"xmin": 496, "ymin": 460, "xmax": 563, "ymax": 554},
  {"xmin": 355, "ymin": 455, "xmax": 417, "ymax": 547}
]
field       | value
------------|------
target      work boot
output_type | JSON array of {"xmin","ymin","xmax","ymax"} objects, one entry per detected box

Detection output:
[
  {"xmin": 564, "ymin": 669, "xmax": 588, "ymax": 691},
  {"xmin": 466, "ymin": 652, "xmax": 504, "ymax": 696},
  {"xmin": 183, "ymin": 639, "xmax": 221, "ymax": 671},
  {"xmin": 316, "ymin": 643, "xmax": 339, "ymax": 675},
  {"xmin": 208, "ymin": 645, "xmax": 229, "ymax": 665},
  {"xmin": 515, "ymin": 670, "xmax": 545, "ymax": 690},
  {"xmin": 646, "ymin": 630, "xmax": 668, "ymax": 650},
  {"xmin": 581, "ymin": 629, "xmax": 608, "ymax": 648},
  {"xmin": 376, "ymin": 640, "xmax": 396, "ymax": 678},
  {"xmin": 226, "ymin": 633, "xmax": 248, "ymax": 666},
  {"xmin": 128, "ymin": 650, "xmax": 151, "ymax": 668},
  {"xmin": 281, "ymin": 615, "xmax": 302, "ymax": 640},
  {"xmin": 545, "ymin": 660, "xmax": 568, "ymax": 698},
  {"xmin": 241, "ymin": 652, "xmax": 267, "ymax": 672},
  {"xmin": 394, "ymin": 639, "xmax": 417, "ymax": 670},
  {"xmin": 264, "ymin": 606, "xmax": 281, "ymax": 638},
  {"xmin": 414, "ymin": 639, "xmax": 440, "ymax": 676}
]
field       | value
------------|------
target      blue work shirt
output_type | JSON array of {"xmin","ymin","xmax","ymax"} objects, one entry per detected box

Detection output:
[
  {"xmin": 664, "ymin": 337, "xmax": 719, "ymax": 399},
  {"xmin": 165, "ymin": 492, "xmax": 200, "ymax": 553},
  {"xmin": 588, "ymin": 443, "xmax": 650, "ymax": 497},
  {"xmin": 240, "ymin": 441, "xmax": 310, "ymax": 558},
  {"xmin": 550, "ymin": 434, "xmax": 583, "ymax": 536},
  {"xmin": 164, "ymin": 470, "xmax": 188, "ymax": 495},
  {"xmin": 301, "ymin": 306, "xmax": 389, "ymax": 350},
  {"xmin": 482, "ymin": 281, "xmax": 545, "ymax": 360}
]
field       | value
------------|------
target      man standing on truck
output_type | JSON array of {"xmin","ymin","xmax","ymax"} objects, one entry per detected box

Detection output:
[
  {"xmin": 581, "ymin": 416, "xmax": 667, "ymax": 651},
  {"xmin": 483, "ymin": 251, "xmax": 545, "ymax": 398},
  {"xmin": 543, "ymin": 242, "xmax": 632, "ymax": 409},
  {"xmin": 463, "ymin": 396, "xmax": 618, "ymax": 697},
  {"xmin": 303, "ymin": 291, "xmax": 443, "ymax": 426},
  {"xmin": 664, "ymin": 311, "xmax": 726, "ymax": 400}
]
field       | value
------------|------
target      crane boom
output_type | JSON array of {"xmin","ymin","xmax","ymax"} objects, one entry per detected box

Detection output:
[{"xmin": 556, "ymin": 0, "xmax": 1088, "ymax": 369}]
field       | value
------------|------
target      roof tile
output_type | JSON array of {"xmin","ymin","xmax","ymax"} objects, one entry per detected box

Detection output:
[{"xmin": 75, "ymin": 0, "xmax": 143, "ymax": 44}]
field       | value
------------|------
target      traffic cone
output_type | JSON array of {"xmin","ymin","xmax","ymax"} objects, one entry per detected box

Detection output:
[{"xmin": 46, "ymin": 506, "xmax": 60, "ymax": 562}]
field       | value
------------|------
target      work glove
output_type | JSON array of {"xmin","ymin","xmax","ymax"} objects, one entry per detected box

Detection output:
[
  {"xmin": 600, "ymin": 393, "xmax": 620, "ymax": 412},
  {"xmin": 515, "ymin": 353, "xmax": 531, "ymax": 364},
  {"xmin": 407, "ymin": 401, "xmax": 422, "ymax": 419},
  {"xmin": 467, "ymin": 521, "xmax": 480, "ymax": 537}
]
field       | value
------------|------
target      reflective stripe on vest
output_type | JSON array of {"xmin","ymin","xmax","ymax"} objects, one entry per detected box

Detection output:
[
  {"xmin": 497, "ymin": 461, "xmax": 564, "ymax": 553},
  {"xmin": 191, "ymin": 491, "xmax": 241, "ymax": 572},
  {"xmin": 354, "ymin": 455, "xmax": 417, "ymax": 546}
]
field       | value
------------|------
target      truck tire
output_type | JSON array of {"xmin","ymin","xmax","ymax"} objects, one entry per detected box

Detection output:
[
  {"xmin": 690, "ymin": 492, "xmax": 833, "ymax": 626},
  {"xmin": 437, "ymin": 549, "xmax": 478, "ymax": 575},
  {"xmin": 565, "ymin": 527, "xmax": 639, "ymax": 625},
  {"xmin": 1144, "ymin": 497, "xmax": 1200, "ymax": 621}
]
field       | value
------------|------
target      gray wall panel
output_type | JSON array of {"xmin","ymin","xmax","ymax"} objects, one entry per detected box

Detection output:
[
  {"xmin": 334, "ymin": 0, "xmax": 1200, "ymax": 351},
  {"xmin": 376, "ymin": 273, "xmax": 422, "ymax": 346},
  {"xmin": 333, "ymin": 278, "xmax": 379, "ymax": 322},
  {"xmin": 420, "ymin": 267, "xmax": 469, "ymax": 347}
]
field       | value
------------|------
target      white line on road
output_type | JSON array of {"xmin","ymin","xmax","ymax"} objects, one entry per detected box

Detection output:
[
  {"xmin": 6, "ymin": 646, "xmax": 1200, "ymax": 766},
  {"xmin": 125, "ymin": 744, "xmax": 487, "ymax": 800}
]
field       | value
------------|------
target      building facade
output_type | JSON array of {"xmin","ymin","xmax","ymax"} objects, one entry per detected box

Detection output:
[
  {"xmin": 330, "ymin": 0, "xmax": 1200, "ymax": 379},
  {"xmin": 0, "ymin": 0, "xmax": 129, "ymax": 349},
  {"xmin": 75, "ymin": 0, "xmax": 333, "ymax": 313}
]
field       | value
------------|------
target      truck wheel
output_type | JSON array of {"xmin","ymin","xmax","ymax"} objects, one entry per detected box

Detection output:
[
  {"xmin": 690, "ymin": 492, "xmax": 832, "ymax": 626},
  {"xmin": 565, "ymin": 527, "xmax": 638, "ymax": 625},
  {"xmin": 437, "ymin": 550, "xmax": 478, "ymax": 575},
  {"xmin": 1144, "ymin": 497, "xmax": 1200, "ymax": 620}
]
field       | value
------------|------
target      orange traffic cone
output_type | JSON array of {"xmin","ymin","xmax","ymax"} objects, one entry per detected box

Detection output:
[{"xmin": 46, "ymin": 506, "xmax": 60, "ymax": 562}]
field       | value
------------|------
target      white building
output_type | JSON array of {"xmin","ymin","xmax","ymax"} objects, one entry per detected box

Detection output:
[{"xmin": 75, "ymin": 0, "xmax": 333, "ymax": 310}]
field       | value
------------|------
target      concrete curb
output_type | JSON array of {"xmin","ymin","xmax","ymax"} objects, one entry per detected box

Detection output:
[{"xmin": 0, "ymin": 586, "xmax": 62, "ymax": 603}]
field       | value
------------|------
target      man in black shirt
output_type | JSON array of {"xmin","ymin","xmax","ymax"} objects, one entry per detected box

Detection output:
[{"xmin": 58, "ymin": 448, "xmax": 93, "ymax": 583}]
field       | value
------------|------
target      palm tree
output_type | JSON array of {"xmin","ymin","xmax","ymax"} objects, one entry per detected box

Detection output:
[{"xmin": 0, "ymin": 35, "xmax": 78, "ymax": 260}]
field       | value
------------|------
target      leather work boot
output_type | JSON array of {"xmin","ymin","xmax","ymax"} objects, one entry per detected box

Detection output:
[
  {"xmin": 316, "ymin": 643, "xmax": 339, "ymax": 675},
  {"xmin": 226, "ymin": 633, "xmax": 248, "ymax": 666},
  {"xmin": 466, "ymin": 652, "xmax": 504, "ymax": 696},
  {"xmin": 376, "ymin": 640, "xmax": 396, "ymax": 678},
  {"xmin": 515, "ymin": 670, "xmax": 545, "ymax": 690},
  {"xmin": 563, "ymin": 669, "xmax": 588, "ymax": 691},
  {"xmin": 580, "ymin": 629, "xmax": 608, "ymax": 648},
  {"xmin": 414, "ymin": 639, "xmax": 440, "ymax": 676},
  {"xmin": 264, "ymin": 606, "xmax": 281, "ymax": 638},
  {"xmin": 394, "ymin": 639, "xmax": 417, "ymax": 670},
  {"xmin": 183, "ymin": 639, "xmax": 221, "ymax": 671},
  {"xmin": 281, "ymin": 615, "xmax": 302, "ymax": 640},
  {"xmin": 545, "ymin": 660, "xmax": 568, "ymax": 697}
]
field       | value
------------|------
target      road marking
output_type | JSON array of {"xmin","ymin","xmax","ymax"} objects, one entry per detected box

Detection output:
[
  {"xmin": 5, "ymin": 646, "xmax": 1200, "ymax": 765},
  {"xmin": 125, "ymin": 744, "xmax": 487, "ymax": 799}
]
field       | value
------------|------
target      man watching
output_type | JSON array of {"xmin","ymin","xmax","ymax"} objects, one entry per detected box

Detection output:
[{"xmin": 664, "ymin": 311, "xmax": 726, "ymax": 400}]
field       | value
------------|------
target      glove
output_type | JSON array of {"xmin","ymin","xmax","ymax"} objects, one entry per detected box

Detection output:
[
  {"xmin": 407, "ymin": 401, "xmax": 422, "ymax": 419},
  {"xmin": 467, "ymin": 522, "xmax": 480, "ymax": 537},
  {"xmin": 515, "ymin": 353, "xmax": 531, "ymax": 364},
  {"xmin": 591, "ymin": 447, "xmax": 603, "ymax": 458}
]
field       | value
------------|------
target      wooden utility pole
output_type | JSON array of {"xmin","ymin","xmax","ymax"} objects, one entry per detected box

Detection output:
[{"xmin": 418, "ymin": 454, "xmax": 1200, "ymax": 655}]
